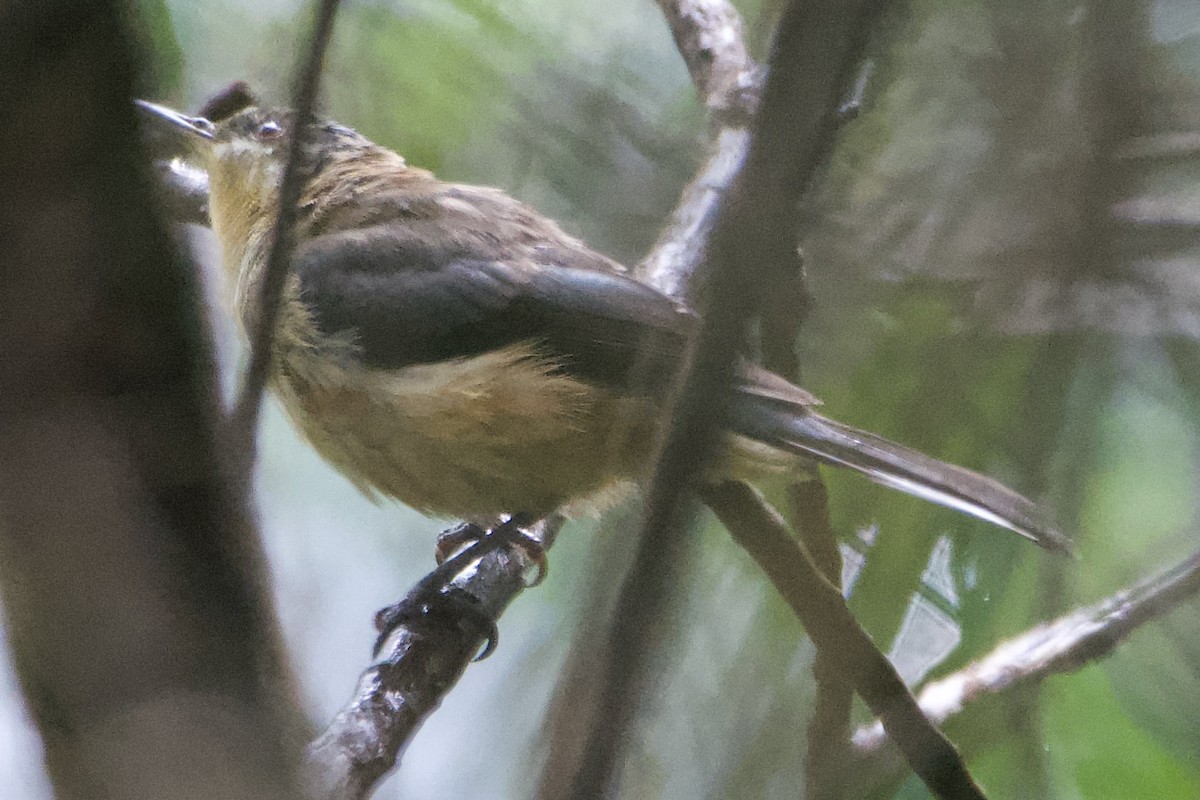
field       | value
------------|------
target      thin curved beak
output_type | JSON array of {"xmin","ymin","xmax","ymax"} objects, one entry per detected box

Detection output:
[{"xmin": 134, "ymin": 99, "xmax": 215, "ymax": 141}]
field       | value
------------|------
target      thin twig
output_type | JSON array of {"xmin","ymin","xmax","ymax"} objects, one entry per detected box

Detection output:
[
  {"xmin": 703, "ymin": 482, "xmax": 986, "ymax": 800},
  {"xmin": 847, "ymin": 549, "xmax": 1200, "ymax": 794},
  {"xmin": 229, "ymin": 0, "xmax": 342, "ymax": 446}
]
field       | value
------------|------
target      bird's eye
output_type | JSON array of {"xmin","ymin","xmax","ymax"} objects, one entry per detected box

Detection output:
[{"xmin": 255, "ymin": 120, "xmax": 283, "ymax": 141}]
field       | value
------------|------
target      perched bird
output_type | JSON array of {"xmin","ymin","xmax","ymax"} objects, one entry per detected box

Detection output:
[{"xmin": 136, "ymin": 96, "xmax": 1068, "ymax": 553}]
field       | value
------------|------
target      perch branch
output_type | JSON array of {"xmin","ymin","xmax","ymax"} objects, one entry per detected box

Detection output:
[{"xmin": 305, "ymin": 517, "xmax": 560, "ymax": 800}]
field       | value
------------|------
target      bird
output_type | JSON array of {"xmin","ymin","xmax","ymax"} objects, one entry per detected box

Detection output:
[{"xmin": 135, "ymin": 94, "xmax": 1069, "ymax": 555}]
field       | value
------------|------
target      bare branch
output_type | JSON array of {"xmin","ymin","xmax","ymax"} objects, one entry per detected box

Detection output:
[
  {"xmin": 848, "ymin": 549, "xmax": 1200, "ymax": 792},
  {"xmin": 637, "ymin": 2, "xmax": 759, "ymax": 299},
  {"xmin": 654, "ymin": 0, "xmax": 763, "ymax": 123},
  {"xmin": 638, "ymin": 126, "xmax": 753, "ymax": 299}
]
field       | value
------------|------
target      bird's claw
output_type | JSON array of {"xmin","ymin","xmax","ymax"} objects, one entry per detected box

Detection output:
[
  {"xmin": 434, "ymin": 521, "xmax": 489, "ymax": 564},
  {"xmin": 372, "ymin": 514, "xmax": 548, "ymax": 661},
  {"xmin": 435, "ymin": 516, "xmax": 549, "ymax": 586},
  {"xmin": 372, "ymin": 586, "xmax": 499, "ymax": 661}
]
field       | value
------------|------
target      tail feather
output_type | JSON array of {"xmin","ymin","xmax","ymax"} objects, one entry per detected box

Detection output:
[{"xmin": 727, "ymin": 391, "xmax": 1071, "ymax": 554}]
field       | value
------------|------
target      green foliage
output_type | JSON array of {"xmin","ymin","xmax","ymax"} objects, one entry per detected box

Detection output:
[
  {"xmin": 1044, "ymin": 667, "xmax": 1200, "ymax": 799},
  {"xmin": 130, "ymin": 0, "xmax": 185, "ymax": 95}
]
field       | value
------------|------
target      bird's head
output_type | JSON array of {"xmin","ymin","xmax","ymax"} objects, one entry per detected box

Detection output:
[{"xmin": 136, "ymin": 97, "xmax": 376, "ymax": 222}]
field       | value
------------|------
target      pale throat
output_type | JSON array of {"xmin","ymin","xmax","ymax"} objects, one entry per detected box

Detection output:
[{"xmin": 207, "ymin": 160, "xmax": 282, "ymax": 328}]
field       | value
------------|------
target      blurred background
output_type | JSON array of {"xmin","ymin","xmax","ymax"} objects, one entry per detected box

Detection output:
[{"xmin": 5, "ymin": 0, "xmax": 1200, "ymax": 797}]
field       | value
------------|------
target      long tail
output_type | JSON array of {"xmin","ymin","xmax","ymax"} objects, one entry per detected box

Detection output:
[{"xmin": 726, "ymin": 386, "xmax": 1071, "ymax": 554}]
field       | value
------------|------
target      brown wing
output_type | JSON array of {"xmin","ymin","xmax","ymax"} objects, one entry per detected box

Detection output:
[{"xmin": 292, "ymin": 215, "xmax": 695, "ymax": 394}]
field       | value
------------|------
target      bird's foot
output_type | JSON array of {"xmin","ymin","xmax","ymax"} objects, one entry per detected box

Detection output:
[
  {"xmin": 435, "ymin": 514, "xmax": 548, "ymax": 587},
  {"xmin": 372, "ymin": 582, "xmax": 499, "ymax": 661},
  {"xmin": 372, "ymin": 533, "xmax": 499, "ymax": 660},
  {"xmin": 372, "ymin": 514, "xmax": 547, "ymax": 660}
]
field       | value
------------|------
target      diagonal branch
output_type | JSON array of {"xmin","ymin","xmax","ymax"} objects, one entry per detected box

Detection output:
[
  {"xmin": 637, "ymin": 0, "xmax": 762, "ymax": 300},
  {"xmin": 638, "ymin": 125, "xmax": 755, "ymax": 299},
  {"xmin": 704, "ymin": 482, "xmax": 986, "ymax": 800}
]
